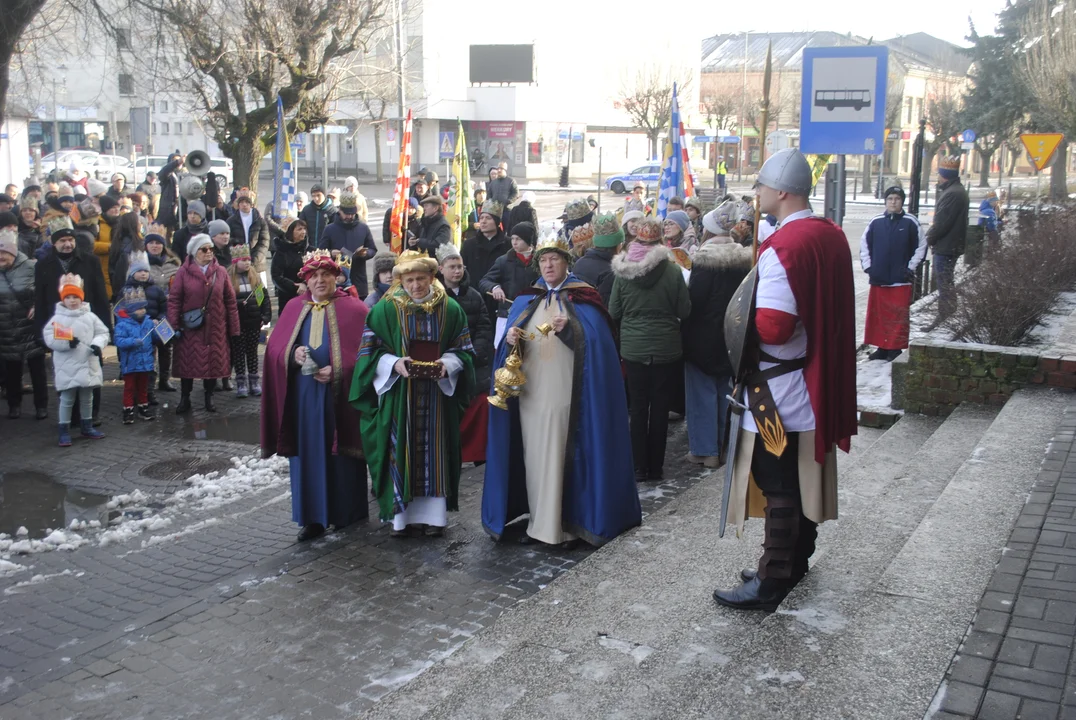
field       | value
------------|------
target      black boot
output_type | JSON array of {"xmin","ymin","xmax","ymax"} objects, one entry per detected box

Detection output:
[
  {"xmin": 122, "ymin": 407, "xmax": 135, "ymax": 425},
  {"xmin": 176, "ymin": 394, "xmax": 192, "ymax": 414},
  {"xmin": 712, "ymin": 576, "xmax": 789, "ymax": 611},
  {"xmin": 137, "ymin": 404, "xmax": 155, "ymax": 422},
  {"xmin": 297, "ymin": 523, "xmax": 325, "ymax": 542},
  {"xmin": 220, "ymin": 377, "xmax": 232, "ymax": 392},
  {"xmin": 159, "ymin": 379, "xmax": 177, "ymax": 392},
  {"xmin": 204, "ymin": 389, "xmax": 217, "ymax": 413},
  {"xmin": 868, "ymin": 347, "xmax": 888, "ymax": 361},
  {"xmin": 147, "ymin": 388, "xmax": 159, "ymax": 406}
]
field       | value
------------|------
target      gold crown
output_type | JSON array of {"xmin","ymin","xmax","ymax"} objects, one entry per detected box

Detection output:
[
  {"xmin": 231, "ymin": 244, "xmax": 251, "ymax": 260},
  {"xmin": 592, "ymin": 213, "xmax": 621, "ymax": 237},
  {"xmin": 392, "ymin": 249, "xmax": 439, "ymax": 277},
  {"xmin": 302, "ymin": 249, "xmax": 334, "ymax": 264},
  {"xmin": 337, "ymin": 254, "xmax": 352, "ymax": 269},
  {"xmin": 939, "ymin": 155, "xmax": 961, "ymax": 171},
  {"xmin": 533, "ymin": 229, "xmax": 571, "ymax": 258},
  {"xmin": 59, "ymin": 272, "xmax": 83, "ymax": 291}
]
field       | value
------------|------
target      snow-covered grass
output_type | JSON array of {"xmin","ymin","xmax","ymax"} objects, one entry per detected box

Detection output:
[{"xmin": 0, "ymin": 454, "xmax": 289, "ymax": 576}]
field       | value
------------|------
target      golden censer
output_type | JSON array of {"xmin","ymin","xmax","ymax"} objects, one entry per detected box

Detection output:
[{"xmin": 488, "ymin": 322, "xmax": 554, "ymax": 410}]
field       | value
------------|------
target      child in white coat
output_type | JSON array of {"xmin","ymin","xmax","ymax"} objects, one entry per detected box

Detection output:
[{"xmin": 43, "ymin": 273, "xmax": 110, "ymax": 446}]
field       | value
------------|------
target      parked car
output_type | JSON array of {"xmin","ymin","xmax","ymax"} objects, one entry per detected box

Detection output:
[
  {"xmin": 209, "ymin": 157, "xmax": 233, "ymax": 187},
  {"xmin": 131, "ymin": 155, "xmax": 231, "ymax": 187},
  {"xmin": 605, "ymin": 163, "xmax": 699, "ymax": 194},
  {"xmin": 39, "ymin": 149, "xmax": 100, "ymax": 172},
  {"xmin": 91, "ymin": 155, "xmax": 136, "ymax": 184}
]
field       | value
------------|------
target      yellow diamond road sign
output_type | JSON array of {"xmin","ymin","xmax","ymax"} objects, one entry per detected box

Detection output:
[{"xmin": 1020, "ymin": 133, "xmax": 1065, "ymax": 171}]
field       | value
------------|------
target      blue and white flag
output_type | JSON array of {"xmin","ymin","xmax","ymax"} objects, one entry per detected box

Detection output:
[
  {"xmin": 273, "ymin": 97, "xmax": 296, "ymax": 217},
  {"xmin": 656, "ymin": 82, "xmax": 692, "ymax": 220}
]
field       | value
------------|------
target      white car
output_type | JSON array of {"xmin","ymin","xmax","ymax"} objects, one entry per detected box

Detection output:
[
  {"xmin": 132, "ymin": 155, "xmax": 232, "ymax": 187},
  {"xmin": 209, "ymin": 157, "xmax": 233, "ymax": 188},
  {"xmin": 39, "ymin": 150, "xmax": 99, "ymax": 173},
  {"xmin": 92, "ymin": 155, "xmax": 136, "ymax": 183}
]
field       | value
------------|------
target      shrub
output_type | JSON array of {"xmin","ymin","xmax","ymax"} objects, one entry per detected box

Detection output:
[{"xmin": 945, "ymin": 202, "xmax": 1076, "ymax": 346}]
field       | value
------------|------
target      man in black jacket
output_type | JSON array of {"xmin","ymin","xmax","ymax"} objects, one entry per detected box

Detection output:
[
  {"xmin": 34, "ymin": 227, "xmax": 111, "ymax": 424},
  {"xmin": 926, "ymin": 156, "xmax": 969, "ymax": 322},
  {"xmin": 462, "ymin": 200, "xmax": 510, "ymax": 321},
  {"xmin": 299, "ymin": 184, "xmax": 337, "ymax": 245},
  {"xmin": 156, "ymin": 154, "xmax": 186, "ymax": 234},
  {"xmin": 411, "ymin": 195, "xmax": 451, "ymax": 257},
  {"xmin": 573, "ymin": 213, "xmax": 623, "ymax": 306},
  {"xmin": 319, "ymin": 191, "xmax": 377, "ymax": 296}
]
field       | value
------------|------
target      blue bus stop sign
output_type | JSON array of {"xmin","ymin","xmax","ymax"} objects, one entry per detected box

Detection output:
[
  {"xmin": 961, "ymin": 129, "xmax": 977, "ymax": 143},
  {"xmin": 799, "ymin": 46, "xmax": 889, "ymax": 155}
]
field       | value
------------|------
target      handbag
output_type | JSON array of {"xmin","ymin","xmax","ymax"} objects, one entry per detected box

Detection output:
[{"xmin": 182, "ymin": 272, "xmax": 217, "ymax": 330}]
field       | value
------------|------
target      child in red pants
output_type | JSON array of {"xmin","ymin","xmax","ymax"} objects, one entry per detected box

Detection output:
[{"xmin": 114, "ymin": 286, "xmax": 157, "ymax": 424}]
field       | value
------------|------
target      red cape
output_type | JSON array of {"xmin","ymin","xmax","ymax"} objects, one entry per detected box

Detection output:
[
  {"xmin": 260, "ymin": 290, "xmax": 369, "ymax": 459},
  {"xmin": 762, "ymin": 217, "xmax": 858, "ymax": 464}
]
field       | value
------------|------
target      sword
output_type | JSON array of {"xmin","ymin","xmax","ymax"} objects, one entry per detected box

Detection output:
[{"xmin": 719, "ymin": 390, "xmax": 749, "ymax": 538}]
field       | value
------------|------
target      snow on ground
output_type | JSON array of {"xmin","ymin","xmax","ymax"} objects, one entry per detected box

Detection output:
[
  {"xmin": 857, "ymin": 359, "xmax": 893, "ymax": 411},
  {"xmin": 0, "ymin": 454, "xmax": 289, "ymax": 574}
]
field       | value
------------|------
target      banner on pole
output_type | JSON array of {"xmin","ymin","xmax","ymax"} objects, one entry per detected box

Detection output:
[
  {"xmin": 389, "ymin": 111, "xmax": 414, "ymax": 254},
  {"xmin": 447, "ymin": 120, "xmax": 474, "ymax": 248}
]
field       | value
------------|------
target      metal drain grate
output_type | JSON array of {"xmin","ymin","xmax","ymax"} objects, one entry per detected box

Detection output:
[{"xmin": 139, "ymin": 456, "xmax": 235, "ymax": 487}]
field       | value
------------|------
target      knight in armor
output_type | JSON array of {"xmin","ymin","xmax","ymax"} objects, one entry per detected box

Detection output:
[{"xmin": 714, "ymin": 149, "xmax": 858, "ymax": 611}]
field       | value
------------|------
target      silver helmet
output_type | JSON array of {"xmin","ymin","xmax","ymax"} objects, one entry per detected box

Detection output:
[{"xmin": 756, "ymin": 148, "xmax": 813, "ymax": 197}]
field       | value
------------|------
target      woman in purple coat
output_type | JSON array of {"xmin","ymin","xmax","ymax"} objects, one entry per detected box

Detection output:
[{"xmin": 167, "ymin": 234, "xmax": 240, "ymax": 413}]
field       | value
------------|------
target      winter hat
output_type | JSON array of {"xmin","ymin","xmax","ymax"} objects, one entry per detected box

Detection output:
[
  {"xmin": 297, "ymin": 191, "xmax": 309, "ymax": 206},
  {"xmin": 187, "ymin": 200, "xmax": 206, "ymax": 219},
  {"xmin": 231, "ymin": 244, "xmax": 251, "ymax": 264},
  {"xmin": 520, "ymin": 190, "xmax": 536, "ymax": 205},
  {"xmin": 510, "ymin": 221, "xmax": 537, "ymax": 247},
  {"xmin": 684, "ymin": 196, "xmax": 703, "ymax": 213},
  {"xmin": 372, "ymin": 249, "xmax": 397, "ymax": 276},
  {"xmin": 207, "ymin": 219, "xmax": 230, "ymax": 237},
  {"xmin": 187, "ymin": 233, "xmax": 213, "ymax": 258},
  {"xmin": 77, "ymin": 199, "xmax": 100, "ymax": 219},
  {"xmin": 338, "ymin": 191, "xmax": 359, "ymax": 212},
  {"xmin": 344, "ymin": 176, "xmax": 359, "ymax": 190},
  {"xmin": 0, "ymin": 211, "xmax": 16, "ymax": 230},
  {"xmin": 938, "ymin": 156, "xmax": 960, "ymax": 181},
  {"xmin": 68, "ymin": 160, "xmax": 83, "ymax": 175},
  {"xmin": 480, "ymin": 200, "xmax": 504, "ymax": 221},
  {"xmin": 635, "ymin": 218, "xmax": 664, "ymax": 244},
  {"xmin": 884, "ymin": 186, "xmax": 906, "ymax": 203},
  {"xmin": 703, "ymin": 200, "xmax": 740, "ymax": 236},
  {"xmin": 48, "ymin": 217, "xmax": 74, "ymax": 238},
  {"xmin": 98, "ymin": 195, "xmax": 119, "ymax": 214},
  {"xmin": 22, "ymin": 185, "xmax": 41, "ymax": 196},
  {"xmin": 621, "ymin": 209, "xmax": 644, "ymax": 227},
  {"xmin": 420, "ymin": 194, "xmax": 444, "ymax": 210},
  {"xmin": 0, "ymin": 194, "xmax": 13, "ymax": 207},
  {"xmin": 122, "ymin": 286, "xmax": 147, "ymax": 312},
  {"xmin": 0, "ymin": 228, "xmax": 17, "ymax": 258},
  {"xmin": 408, "ymin": 197, "xmax": 419, "ymax": 209},
  {"xmin": 127, "ymin": 251, "xmax": 151, "ymax": 278},
  {"xmin": 144, "ymin": 223, "xmax": 167, "ymax": 247},
  {"xmin": 592, "ymin": 213, "xmax": 624, "ymax": 248},
  {"xmin": 436, "ymin": 242, "xmax": 462, "ymax": 265},
  {"xmin": 87, "ymin": 178, "xmax": 108, "ymax": 197},
  {"xmin": 664, "ymin": 210, "xmax": 690, "ymax": 232},
  {"xmin": 58, "ymin": 183, "xmax": 75, "ymax": 202},
  {"xmin": 59, "ymin": 273, "xmax": 84, "ymax": 301}
]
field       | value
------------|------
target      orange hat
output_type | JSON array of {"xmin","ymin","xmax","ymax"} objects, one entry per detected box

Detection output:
[{"xmin": 59, "ymin": 272, "xmax": 84, "ymax": 301}]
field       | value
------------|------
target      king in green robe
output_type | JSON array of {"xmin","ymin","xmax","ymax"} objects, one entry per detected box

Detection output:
[{"xmin": 351, "ymin": 251, "xmax": 475, "ymax": 536}]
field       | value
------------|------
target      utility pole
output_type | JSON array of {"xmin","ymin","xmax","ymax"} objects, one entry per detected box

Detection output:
[
  {"xmin": 738, "ymin": 31, "xmax": 749, "ymax": 182},
  {"xmin": 394, "ymin": 0, "xmax": 406, "ymax": 151}
]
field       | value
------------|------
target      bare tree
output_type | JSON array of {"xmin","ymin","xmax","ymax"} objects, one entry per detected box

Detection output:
[
  {"xmin": 0, "ymin": 0, "xmax": 48, "ymax": 128},
  {"xmin": 1019, "ymin": 0, "xmax": 1075, "ymax": 199},
  {"xmin": 617, "ymin": 68, "xmax": 692, "ymax": 160},
  {"xmin": 701, "ymin": 90, "xmax": 739, "ymax": 132},
  {"xmin": 920, "ymin": 84, "xmax": 963, "ymax": 191},
  {"xmin": 128, "ymin": 0, "xmax": 388, "ymax": 193}
]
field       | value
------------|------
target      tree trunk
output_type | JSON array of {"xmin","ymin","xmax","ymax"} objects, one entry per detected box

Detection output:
[
  {"xmin": 1049, "ymin": 138, "xmax": 1068, "ymax": 201},
  {"xmin": 1007, "ymin": 145, "xmax": 1019, "ymax": 177},
  {"xmin": 978, "ymin": 147, "xmax": 995, "ymax": 187},
  {"xmin": 649, "ymin": 130, "xmax": 660, "ymax": 161},
  {"xmin": 231, "ymin": 135, "xmax": 267, "ymax": 196},
  {"xmin": 374, "ymin": 125, "xmax": 383, "ymax": 184},
  {"xmin": 861, "ymin": 155, "xmax": 872, "ymax": 193}
]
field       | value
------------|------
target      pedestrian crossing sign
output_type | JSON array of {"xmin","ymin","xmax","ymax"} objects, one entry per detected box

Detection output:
[
  {"xmin": 439, "ymin": 132, "xmax": 456, "ymax": 160},
  {"xmin": 1020, "ymin": 133, "xmax": 1064, "ymax": 171}
]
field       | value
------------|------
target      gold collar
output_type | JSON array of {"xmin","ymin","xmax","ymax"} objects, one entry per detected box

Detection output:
[{"xmin": 389, "ymin": 280, "xmax": 446, "ymax": 314}]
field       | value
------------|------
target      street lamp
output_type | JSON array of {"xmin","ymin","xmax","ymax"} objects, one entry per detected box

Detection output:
[{"xmin": 52, "ymin": 64, "xmax": 68, "ymax": 174}]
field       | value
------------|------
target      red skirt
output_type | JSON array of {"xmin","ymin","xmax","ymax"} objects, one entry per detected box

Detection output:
[
  {"xmin": 460, "ymin": 391, "xmax": 490, "ymax": 463},
  {"xmin": 864, "ymin": 285, "xmax": 913, "ymax": 350}
]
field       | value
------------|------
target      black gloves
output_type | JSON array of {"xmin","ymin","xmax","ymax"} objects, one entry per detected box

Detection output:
[
  {"xmin": 69, "ymin": 337, "xmax": 80, "ymax": 349},
  {"xmin": 90, "ymin": 345, "xmax": 103, "ymax": 360}
]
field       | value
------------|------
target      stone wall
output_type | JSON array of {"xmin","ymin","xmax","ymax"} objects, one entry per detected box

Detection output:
[{"xmin": 898, "ymin": 343, "xmax": 1076, "ymax": 417}]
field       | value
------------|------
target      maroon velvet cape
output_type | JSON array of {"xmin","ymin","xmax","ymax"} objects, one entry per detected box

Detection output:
[
  {"xmin": 761, "ymin": 217, "xmax": 858, "ymax": 464},
  {"xmin": 260, "ymin": 290, "xmax": 369, "ymax": 459}
]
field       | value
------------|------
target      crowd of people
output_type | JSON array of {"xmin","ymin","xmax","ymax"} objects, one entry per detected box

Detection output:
[{"xmin": 0, "ymin": 147, "xmax": 982, "ymax": 612}]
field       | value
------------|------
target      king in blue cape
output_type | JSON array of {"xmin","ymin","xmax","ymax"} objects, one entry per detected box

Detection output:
[{"xmin": 482, "ymin": 235, "xmax": 641, "ymax": 548}]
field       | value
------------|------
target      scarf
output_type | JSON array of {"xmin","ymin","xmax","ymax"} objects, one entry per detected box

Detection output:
[
  {"xmin": 627, "ymin": 241, "xmax": 657, "ymax": 263},
  {"xmin": 515, "ymin": 251, "xmax": 532, "ymax": 265},
  {"xmin": 306, "ymin": 299, "xmax": 330, "ymax": 350}
]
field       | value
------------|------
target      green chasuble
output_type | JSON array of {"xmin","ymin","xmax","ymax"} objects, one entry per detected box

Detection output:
[{"xmin": 351, "ymin": 283, "xmax": 476, "ymax": 521}]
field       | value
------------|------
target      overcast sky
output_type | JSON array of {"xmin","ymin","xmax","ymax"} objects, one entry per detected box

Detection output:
[{"xmin": 668, "ymin": 0, "xmax": 1009, "ymax": 47}]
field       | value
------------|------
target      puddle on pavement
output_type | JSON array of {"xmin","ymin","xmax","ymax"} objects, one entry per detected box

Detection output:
[
  {"xmin": 0, "ymin": 471, "xmax": 110, "ymax": 539},
  {"xmin": 169, "ymin": 415, "xmax": 262, "ymax": 445}
]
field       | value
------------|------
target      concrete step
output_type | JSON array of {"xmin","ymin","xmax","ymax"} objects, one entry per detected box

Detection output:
[
  {"xmin": 358, "ymin": 406, "xmax": 963, "ymax": 719},
  {"xmin": 682, "ymin": 390, "xmax": 1068, "ymax": 719}
]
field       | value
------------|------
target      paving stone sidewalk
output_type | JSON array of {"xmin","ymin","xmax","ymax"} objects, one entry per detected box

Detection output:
[{"xmin": 934, "ymin": 395, "xmax": 1076, "ymax": 720}]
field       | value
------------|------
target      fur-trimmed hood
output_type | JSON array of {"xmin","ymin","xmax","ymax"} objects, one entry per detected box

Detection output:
[
  {"xmin": 692, "ymin": 239, "xmax": 753, "ymax": 271},
  {"xmin": 611, "ymin": 244, "xmax": 674, "ymax": 285}
]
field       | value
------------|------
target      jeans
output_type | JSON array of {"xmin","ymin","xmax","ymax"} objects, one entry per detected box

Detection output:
[
  {"xmin": 59, "ymin": 387, "xmax": 94, "ymax": 425},
  {"xmin": 4, "ymin": 355, "xmax": 49, "ymax": 410},
  {"xmin": 684, "ymin": 362, "xmax": 732, "ymax": 458},
  {"xmin": 933, "ymin": 253, "xmax": 957, "ymax": 317},
  {"xmin": 625, "ymin": 360, "xmax": 680, "ymax": 479}
]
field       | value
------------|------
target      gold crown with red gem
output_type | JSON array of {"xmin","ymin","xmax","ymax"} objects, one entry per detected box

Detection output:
[{"xmin": 298, "ymin": 249, "xmax": 341, "ymax": 280}]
